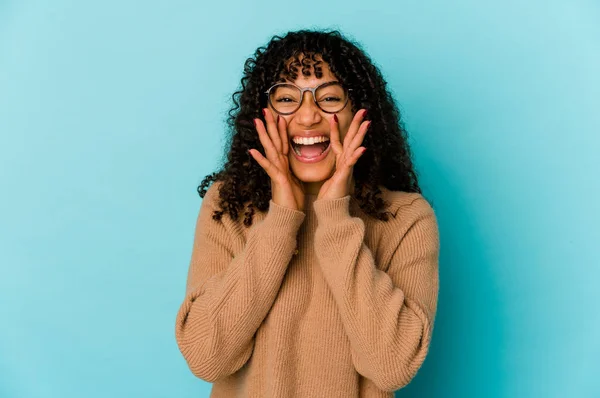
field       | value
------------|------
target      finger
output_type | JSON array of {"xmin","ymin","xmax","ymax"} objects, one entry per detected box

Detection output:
[
  {"xmin": 263, "ymin": 108, "xmax": 282, "ymax": 154},
  {"xmin": 254, "ymin": 118, "xmax": 278, "ymax": 162},
  {"xmin": 343, "ymin": 108, "xmax": 368, "ymax": 148},
  {"xmin": 329, "ymin": 114, "xmax": 344, "ymax": 156},
  {"xmin": 278, "ymin": 115, "xmax": 289, "ymax": 157},
  {"xmin": 348, "ymin": 120, "xmax": 370, "ymax": 154},
  {"xmin": 347, "ymin": 146, "xmax": 367, "ymax": 166},
  {"xmin": 248, "ymin": 149, "xmax": 280, "ymax": 180}
]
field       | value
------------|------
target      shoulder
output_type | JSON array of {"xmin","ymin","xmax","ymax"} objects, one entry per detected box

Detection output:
[
  {"xmin": 199, "ymin": 181, "xmax": 259, "ymax": 233},
  {"xmin": 376, "ymin": 187, "xmax": 440, "ymax": 258},
  {"xmin": 378, "ymin": 186, "xmax": 436, "ymax": 221},
  {"xmin": 376, "ymin": 186, "xmax": 439, "ymax": 245},
  {"xmin": 201, "ymin": 180, "xmax": 230, "ymax": 213},
  {"xmin": 196, "ymin": 180, "xmax": 227, "ymax": 227}
]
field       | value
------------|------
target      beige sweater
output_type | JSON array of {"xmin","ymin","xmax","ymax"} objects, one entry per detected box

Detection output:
[{"xmin": 175, "ymin": 181, "xmax": 440, "ymax": 397}]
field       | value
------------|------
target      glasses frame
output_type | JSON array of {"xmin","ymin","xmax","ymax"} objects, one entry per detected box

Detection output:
[{"xmin": 264, "ymin": 81, "xmax": 353, "ymax": 115}]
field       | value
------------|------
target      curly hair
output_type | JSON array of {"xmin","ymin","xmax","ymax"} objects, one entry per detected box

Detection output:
[{"xmin": 197, "ymin": 29, "xmax": 422, "ymax": 226}]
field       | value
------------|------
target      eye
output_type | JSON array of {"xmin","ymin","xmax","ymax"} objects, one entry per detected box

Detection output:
[
  {"xmin": 321, "ymin": 96, "xmax": 341, "ymax": 102},
  {"xmin": 275, "ymin": 97, "xmax": 297, "ymax": 103}
]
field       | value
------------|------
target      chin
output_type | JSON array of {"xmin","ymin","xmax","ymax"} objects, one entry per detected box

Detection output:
[
  {"xmin": 289, "ymin": 155, "xmax": 335, "ymax": 183},
  {"xmin": 291, "ymin": 165, "xmax": 332, "ymax": 181}
]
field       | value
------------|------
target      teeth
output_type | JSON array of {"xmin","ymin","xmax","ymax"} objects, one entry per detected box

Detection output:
[{"xmin": 292, "ymin": 136, "xmax": 330, "ymax": 145}]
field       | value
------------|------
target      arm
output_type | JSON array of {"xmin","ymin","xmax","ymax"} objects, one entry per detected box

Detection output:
[
  {"xmin": 175, "ymin": 183, "xmax": 305, "ymax": 382},
  {"xmin": 312, "ymin": 195, "xmax": 440, "ymax": 391}
]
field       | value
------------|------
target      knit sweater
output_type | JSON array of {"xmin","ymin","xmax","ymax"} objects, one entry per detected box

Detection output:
[{"xmin": 175, "ymin": 180, "xmax": 440, "ymax": 397}]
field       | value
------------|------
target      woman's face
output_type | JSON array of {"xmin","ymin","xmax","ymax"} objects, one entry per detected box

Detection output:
[{"xmin": 268, "ymin": 61, "xmax": 355, "ymax": 195}]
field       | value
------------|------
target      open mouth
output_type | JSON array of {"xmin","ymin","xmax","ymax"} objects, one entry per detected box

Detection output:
[{"xmin": 290, "ymin": 140, "xmax": 331, "ymax": 162}]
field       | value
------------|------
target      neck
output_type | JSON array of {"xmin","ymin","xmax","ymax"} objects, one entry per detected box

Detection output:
[
  {"xmin": 303, "ymin": 181, "xmax": 323, "ymax": 195},
  {"xmin": 302, "ymin": 178, "xmax": 356, "ymax": 196}
]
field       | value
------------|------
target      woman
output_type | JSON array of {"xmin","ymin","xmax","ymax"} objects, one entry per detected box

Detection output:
[{"xmin": 175, "ymin": 29, "xmax": 440, "ymax": 397}]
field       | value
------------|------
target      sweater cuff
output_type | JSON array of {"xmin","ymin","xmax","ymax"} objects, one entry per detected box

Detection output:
[
  {"xmin": 313, "ymin": 195, "xmax": 352, "ymax": 223},
  {"xmin": 263, "ymin": 199, "xmax": 306, "ymax": 230}
]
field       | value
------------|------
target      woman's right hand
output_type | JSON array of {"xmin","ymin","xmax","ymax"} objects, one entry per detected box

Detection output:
[{"xmin": 248, "ymin": 108, "xmax": 306, "ymax": 212}]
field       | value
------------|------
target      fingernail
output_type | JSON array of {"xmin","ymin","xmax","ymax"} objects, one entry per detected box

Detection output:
[
  {"xmin": 253, "ymin": 119, "xmax": 257, "ymax": 127},
  {"xmin": 363, "ymin": 109, "xmax": 368, "ymax": 118},
  {"xmin": 262, "ymin": 109, "xmax": 266, "ymax": 117},
  {"xmin": 333, "ymin": 114, "xmax": 338, "ymax": 123}
]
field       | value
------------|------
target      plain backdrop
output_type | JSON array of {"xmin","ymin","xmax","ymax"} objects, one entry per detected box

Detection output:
[{"xmin": 1, "ymin": 1, "xmax": 599, "ymax": 397}]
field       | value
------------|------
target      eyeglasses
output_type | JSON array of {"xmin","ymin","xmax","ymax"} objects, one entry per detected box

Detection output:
[{"xmin": 265, "ymin": 81, "xmax": 352, "ymax": 115}]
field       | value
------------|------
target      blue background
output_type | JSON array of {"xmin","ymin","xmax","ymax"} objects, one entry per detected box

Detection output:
[{"xmin": 1, "ymin": 1, "xmax": 599, "ymax": 397}]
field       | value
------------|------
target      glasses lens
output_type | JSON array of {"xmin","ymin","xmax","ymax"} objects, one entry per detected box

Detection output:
[
  {"xmin": 315, "ymin": 83, "xmax": 348, "ymax": 113},
  {"xmin": 268, "ymin": 82, "xmax": 349, "ymax": 114},
  {"xmin": 269, "ymin": 84, "xmax": 301, "ymax": 114}
]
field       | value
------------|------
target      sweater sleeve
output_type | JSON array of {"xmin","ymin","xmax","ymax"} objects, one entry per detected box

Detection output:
[
  {"xmin": 312, "ymin": 195, "xmax": 440, "ymax": 392},
  {"xmin": 175, "ymin": 183, "xmax": 306, "ymax": 382}
]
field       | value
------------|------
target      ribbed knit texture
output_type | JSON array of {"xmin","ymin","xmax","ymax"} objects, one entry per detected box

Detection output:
[{"xmin": 175, "ymin": 181, "xmax": 440, "ymax": 397}]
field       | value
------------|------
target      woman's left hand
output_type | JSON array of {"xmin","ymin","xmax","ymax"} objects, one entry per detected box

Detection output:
[{"xmin": 317, "ymin": 109, "xmax": 370, "ymax": 201}]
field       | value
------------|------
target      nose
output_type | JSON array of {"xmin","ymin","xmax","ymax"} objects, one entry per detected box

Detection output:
[{"xmin": 294, "ymin": 90, "xmax": 322, "ymax": 127}]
